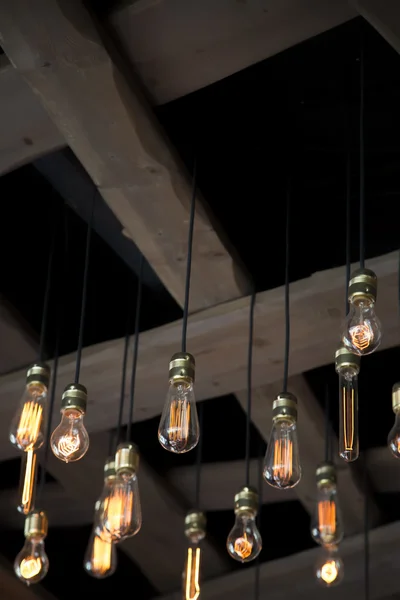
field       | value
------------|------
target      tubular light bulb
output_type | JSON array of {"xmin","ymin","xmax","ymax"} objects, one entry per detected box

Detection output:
[
  {"xmin": 158, "ymin": 353, "xmax": 199, "ymax": 454},
  {"xmin": 51, "ymin": 383, "xmax": 89, "ymax": 463},
  {"xmin": 10, "ymin": 364, "xmax": 50, "ymax": 452},
  {"xmin": 84, "ymin": 529, "xmax": 117, "ymax": 578},
  {"xmin": 342, "ymin": 268, "xmax": 382, "ymax": 356},
  {"xmin": 94, "ymin": 458, "xmax": 117, "ymax": 541},
  {"xmin": 315, "ymin": 545, "xmax": 344, "ymax": 587},
  {"xmin": 183, "ymin": 511, "xmax": 206, "ymax": 600},
  {"xmin": 335, "ymin": 345, "xmax": 360, "ymax": 462},
  {"xmin": 311, "ymin": 463, "xmax": 343, "ymax": 546},
  {"xmin": 388, "ymin": 383, "xmax": 400, "ymax": 459},
  {"xmin": 226, "ymin": 487, "xmax": 262, "ymax": 563},
  {"xmin": 263, "ymin": 393, "xmax": 301, "ymax": 489},
  {"xmin": 17, "ymin": 449, "xmax": 37, "ymax": 515},
  {"xmin": 14, "ymin": 511, "xmax": 49, "ymax": 586},
  {"xmin": 101, "ymin": 443, "xmax": 142, "ymax": 542}
]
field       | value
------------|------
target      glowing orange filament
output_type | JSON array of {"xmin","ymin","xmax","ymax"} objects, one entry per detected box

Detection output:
[
  {"xmin": 21, "ymin": 450, "xmax": 36, "ymax": 514},
  {"xmin": 20, "ymin": 557, "xmax": 41, "ymax": 580},
  {"xmin": 318, "ymin": 500, "xmax": 336, "ymax": 543},
  {"xmin": 185, "ymin": 547, "xmax": 201, "ymax": 600},
  {"xmin": 169, "ymin": 399, "xmax": 190, "ymax": 445},
  {"xmin": 105, "ymin": 487, "xmax": 134, "ymax": 538},
  {"xmin": 341, "ymin": 386, "xmax": 355, "ymax": 451},
  {"xmin": 273, "ymin": 439, "xmax": 293, "ymax": 484},
  {"xmin": 349, "ymin": 322, "xmax": 373, "ymax": 351},
  {"xmin": 234, "ymin": 532, "xmax": 252, "ymax": 559},
  {"xmin": 17, "ymin": 401, "xmax": 43, "ymax": 449},
  {"xmin": 321, "ymin": 560, "xmax": 338, "ymax": 584},
  {"xmin": 92, "ymin": 536, "xmax": 112, "ymax": 575}
]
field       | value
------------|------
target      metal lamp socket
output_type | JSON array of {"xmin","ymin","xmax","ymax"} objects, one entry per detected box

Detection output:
[
  {"xmin": 348, "ymin": 268, "xmax": 377, "ymax": 303},
  {"xmin": 184, "ymin": 510, "xmax": 206, "ymax": 542},
  {"xmin": 272, "ymin": 392, "xmax": 297, "ymax": 423},
  {"xmin": 24, "ymin": 510, "xmax": 48, "ymax": 539},
  {"xmin": 334, "ymin": 344, "xmax": 361, "ymax": 374},
  {"xmin": 234, "ymin": 486, "xmax": 258, "ymax": 517},
  {"xmin": 169, "ymin": 352, "xmax": 195, "ymax": 385},
  {"xmin": 103, "ymin": 457, "xmax": 116, "ymax": 479},
  {"xmin": 115, "ymin": 443, "xmax": 139, "ymax": 476},
  {"xmin": 61, "ymin": 383, "xmax": 87, "ymax": 413},
  {"xmin": 316, "ymin": 461, "xmax": 336, "ymax": 488},
  {"xmin": 26, "ymin": 362, "xmax": 50, "ymax": 389}
]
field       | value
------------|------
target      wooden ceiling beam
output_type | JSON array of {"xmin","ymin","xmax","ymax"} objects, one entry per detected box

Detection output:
[{"xmin": 353, "ymin": 0, "xmax": 400, "ymax": 55}]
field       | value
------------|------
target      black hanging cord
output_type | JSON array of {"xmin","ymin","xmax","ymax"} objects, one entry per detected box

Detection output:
[
  {"xmin": 346, "ymin": 153, "xmax": 351, "ymax": 315},
  {"xmin": 359, "ymin": 33, "xmax": 365, "ymax": 269},
  {"xmin": 181, "ymin": 158, "xmax": 197, "ymax": 353},
  {"xmin": 364, "ymin": 459, "xmax": 369, "ymax": 600},
  {"xmin": 282, "ymin": 183, "xmax": 291, "ymax": 393},
  {"xmin": 108, "ymin": 429, "xmax": 116, "ymax": 457},
  {"xmin": 39, "ymin": 209, "xmax": 59, "ymax": 362},
  {"xmin": 194, "ymin": 402, "xmax": 203, "ymax": 510},
  {"xmin": 74, "ymin": 191, "xmax": 96, "ymax": 384},
  {"xmin": 324, "ymin": 384, "xmax": 331, "ymax": 463},
  {"xmin": 115, "ymin": 308, "xmax": 131, "ymax": 451},
  {"xmin": 254, "ymin": 447, "xmax": 263, "ymax": 600},
  {"xmin": 127, "ymin": 255, "xmax": 144, "ymax": 442},
  {"xmin": 245, "ymin": 286, "xmax": 256, "ymax": 487}
]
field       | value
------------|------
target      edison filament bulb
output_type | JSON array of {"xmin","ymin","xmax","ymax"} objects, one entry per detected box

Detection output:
[
  {"xmin": 263, "ymin": 393, "xmax": 301, "ymax": 489},
  {"xmin": 10, "ymin": 363, "xmax": 50, "ymax": 452},
  {"xmin": 17, "ymin": 449, "xmax": 37, "ymax": 515},
  {"xmin": 84, "ymin": 498, "xmax": 117, "ymax": 580},
  {"xmin": 335, "ymin": 345, "xmax": 361, "ymax": 462},
  {"xmin": 226, "ymin": 486, "xmax": 262, "ymax": 563},
  {"xmin": 14, "ymin": 510, "xmax": 49, "ymax": 585},
  {"xmin": 342, "ymin": 268, "xmax": 382, "ymax": 356},
  {"xmin": 158, "ymin": 353, "xmax": 199, "ymax": 454},
  {"xmin": 183, "ymin": 511, "xmax": 206, "ymax": 600},
  {"xmin": 311, "ymin": 462, "xmax": 343, "ymax": 546},
  {"xmin": 101, "ymin": 443, "xmax": 142, "ymax": 542},
  {"xmin": 315, "ymin": 545, "xmax": 344, "ymax": 587},
  {"xmin": 50, "ymin": 383, "xmax": 89, "ymax": 463},
  {"xmin": 388, "ymin": 383, "xmax": 400, "ymax": 459},
  {"xmin": 94, "ymin": 457, "xmax": 117, "ymax": 541}
]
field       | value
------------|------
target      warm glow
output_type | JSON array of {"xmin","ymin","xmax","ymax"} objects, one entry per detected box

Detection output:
[
  {"xmin": 320, "ymin": 560, "xmax": 338, "ymax": 584},
  {"xmin": 234, "ymin": 532, "xmax": 252, "ymax": 560},
  {"xmin": 273, "ymin": 438, "xmax": 293, "ymax": 484},
  {"xmin": 104, "ymin": 487, "xmax": 133, "ymax": 538},
  {"xmin": 184, "ymin": 547, "xmax": 201, "ymax": 600},
  {"xmin": 56, "ymin": 410, "xmax": 81, "ymax": 460},
  {"xmin": 20, "ymin": 557, "xmax": 42, "ymax": 580},
  {"xmin": 341, "ymin": 385, "xmax": 355, "ymax": 451},
  {"xmin": 349, "ymin": 322, "xmax": 373, "ymax": 351},
  {"xmin": 21, "ymin": 450, "xmax": 36, "ymax": 514},
  {"xmin": 318, "ymin": 500, "xmax": 336, "ymax": 543},
  {"xmin": 168, "ymin": 397, "xmax": 190, "ymax": 446},
  {"xmin": 17, "ymin": 401, "xmax": 43, "ymax": 450},
  {"xmin": 92, "ymin": 535, "xmax": 112, "ymax": 575}
]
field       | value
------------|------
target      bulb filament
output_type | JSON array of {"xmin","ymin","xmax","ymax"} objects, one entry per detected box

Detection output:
[
  {"xmin": 57, "ymin": 433, "xmax": 80, "ymax": 460},
  {"xmin": 318, "ymin": 500, "xmax": 336, "ymax": 543},
  {"xmin": 20, "ymin": 557, "xmax": 41, "ymax": 580},
  {"xmin": 234, "ymin": 532, "xmax": 252, "ymax": 560},
  {"xmin": 341, "ymin": 385, "xmax": 355, "ymax": 451},
  {"xmin": 17, "ymin": 401, "xmax": 43, "ymax": 449},
  {"xmin": 105, "ymin": 486, "xmax": 134, "ymax": 539},
  {"xmin": 92, "ymin": 535, "xmax": 112, "ymax": 575},
  {"xmin": 168, "ymin": 397, "xmax": 190, "ymax": 448},
  {"xmin": 273, "ymin": 438, "xmax": 293, "ymax": 485},
  {"xmin": 321, "ymin": 560, "xmax": 338, "ymax": 584},
  {"xmin": 21, "ymin": 450, "xmax": 36, "ymax": 514},
  {"xmin": 349, "ymin": 322, "xmax": 373, "ymax": 351},
  {"xmin": 185, "ymin": 547, "xmax": 201, "ymax": 600}
]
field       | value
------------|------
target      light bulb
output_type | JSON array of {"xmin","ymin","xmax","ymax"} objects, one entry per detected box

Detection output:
[
  {"xmin": 388, "ymin": 383, "xmax": 400, "ymax": 459},
  {"xmin": 9, "ymin": 363, "xmax": 50, "ymax": 452},
  {"xmin": 315, "ymin": 545, "xmax": 344, "ymax": 587},
  {"xmin": 311, "ymin": 463, "xmax": 343, "ymax": 546},
  {"xmin": 335, "ymin": 345, "xmax": 360, "ymax": 462},
  {"xmin": 226, "ymin": 487, "xmax": 262, "ymax": 563},
  {"xmin": 84, "ymin": 529, "xmax": 117, "ymax": 579},
  {"xmin": 263, "ymin": 393, "xmax": 301, "ymax": 489},
  {"xmin": 14, "ymin": 510, "xmax": 49, "ymax": 586},
  {"xmin": 100, "ymin": 443, "xmax": 142, "ymax": 542},
  {"xmin": 158, "ymin": 353, "xmax": 199, "ymax": 454},
  {"xmin": 341, "ymin": 268, "xmax": 382, "ymax": 356},
  {"xmin": 51, "ymin": 383, "xmax": 89, "ymax": 463},
  {"xmin": 93, "ymin": 457, "xmax": 117, "ymax": 541},
  {"xmin": 183, "ymin": 511, "xmax": 206, "ymax": 600},
  {"xmin": 17, "ymin": 449, "xmax": 37, "ymax": 515}
]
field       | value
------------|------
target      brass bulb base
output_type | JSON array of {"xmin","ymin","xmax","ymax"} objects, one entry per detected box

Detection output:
[
  {"xmin": 348, "ymin": 268, "xmax": 377, "ymax": 303},
  {"xmin": 115, "ymin": 443, "xmax": 139, "ymax": 476},
  {"xmin": 272, "ymin": 392, "xmax": 297, "ymax": 423},
  {"xmin": 316, "ymin": 461, "xmax": 336, "ymax": 487},
  {"xmin": 184, "ymin": 510, "xmax": 206, "ymax": 542},
  {"xmin": 104, "ymin": 457, "xmax": 116, "ymax": 479},
  {"xmin": 26, "ymin": 363, "xmax": 50, "ymax": 388},
  {"xmin": 24, "ymin": 510, "xmax": 48, "ymax": 539},
  {"xmin": 234, "ymin": 486, "xmax": 258, "ymax": 516},
  {"xmin": 61, "ymin": 383, "xmax": 87, "ymax": 413},
  {"xmin": 392, "ymin": 383, "xmax": 400, "ymax": 413},
  {"xmin": 334, "ymin": 344, "xmax": 361, "ymax": 374},
  {"xmin": 169, "ymin": 352, "xmax": 195, "ymax": 385}
]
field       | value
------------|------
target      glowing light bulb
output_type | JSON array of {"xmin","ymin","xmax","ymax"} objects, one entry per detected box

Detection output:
[
  {"xmin": 17, "ymin": 449, "xmax": 37, "ymax": 515},
  {"xmin": 263, "ymin": 393, "xmax": 301, "ymax": 489},
  {"xmin": 14, "ymin": 511, "xmax": 49, "ymax": 586},
  {"xmin": 51, "ymin": 383, "xmax": 89, "ymax": 463},
  {"xmin": 158, "ymin": 353, "xmax": 199, "ymax": 454},
  {"xmin": 100, "ymin": 443, "xmax": 142, "ymax": 542},
  {"xmin": 93, "ymin": 457, "xmax": 117, "ymax": 541},
  {"xmin": 227, "ymin": 487, "xmax": 262, "ymax": 563},
  {"xmin": 311, "ymin": 463, "xmax": 343, "ymax": 546},
  {"xmin": 335, "ymin": 345, "xmax": 360, "ymax": 462},
  {"xmin": 183, "ymin": 511, "xmax": 206, "ymax": 600},
  {"xmin": 342, "ymin": 268, "xmax": 382, "ymax": 356},
  {"xmin": 10, "ymin": 364, "xmax": 50, "ymax": 452},
  {"xmin": 84, "ymin": 529, "xmax": 117, "ymax": 579},
  {"xmin": 388, "ymin": 383, "xmax": 400, "ymax": 459},
  {"xmin": 315, "ymin": 545, "xmax": 344, "ymax": 587}
]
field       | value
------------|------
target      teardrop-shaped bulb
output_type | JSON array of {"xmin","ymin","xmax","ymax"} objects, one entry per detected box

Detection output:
[
  {"xmin": 311, "ymin": 480, "xmax": 343, "ymax": 546},
  {"xmin": 342, "ymin": 299, "xmax": 382, "ymax": 356},
  {"xmin": 100, "ymin": 472, "xmax": 142, "ymax": 542},
  {"xmin": 158, "ymin": 381, "xmax": 199, "ymax": 453},
  {"xmin": 50, "ymin": 408, "xmax": 89, "ymax": 463},
  {"xmin": 315, "ymin": 545, "xmax": 344, "ymax": 587},
  {"xmin": 226, "ymin": 512, "xmax": 262, "ymax": 563},
  {"xmin": 263, "ymin": 418, "xmax": 301, "ymax": 489},
  {"xmin": 10, "ymin": 383, "xmax": 47, "ymax": 451},
  {"xmin": 84, "ymin": 529, "xmax": 117, "ymax": 579}
]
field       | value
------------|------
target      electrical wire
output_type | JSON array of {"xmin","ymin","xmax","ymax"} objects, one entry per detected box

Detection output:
[
  {"xmin": 194, "ymin": 401, "xmax": 203, "ymax": 510},
  {"xmin": 324, "ymin": 384, "xmax": 331, "ymax": 463},
  {"xmin": 364, "ymin": 458, "xmax": 369, "ymax": 600},
  {"xmin": 245, "ymin": 285, "xmax": 256, "ymax": 487},
  {"xmin": 359, "ymin": 32, "xmax": 365, "ymax": 269},
  {"xmin": 74, "ymin": 190, "xmax": 96, "ymax": 384},
  {"xmin": 282, "ymin": 182, "xmax": 291, "ymax": 393},
  {"xmin": 254, "ymin": 447, "xmax": 263, "ymax": 600},
  {"xmin": 181, "ymin": 158, "xmax": 197, "ymax": 353},
  {"xmin": 115, "ymin": 306, "xmax": 131, "ymax": 452},
  {"xmin": 127, "ymin": 254, "xmax": 144, "ymax": 442},
  {"xmin": 38, "ymin": 207, "xmax": 59, "ymax": 363},
  {"xmin": 346, "ymin": 153, "xmax": 351, "ymax": 315}
]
